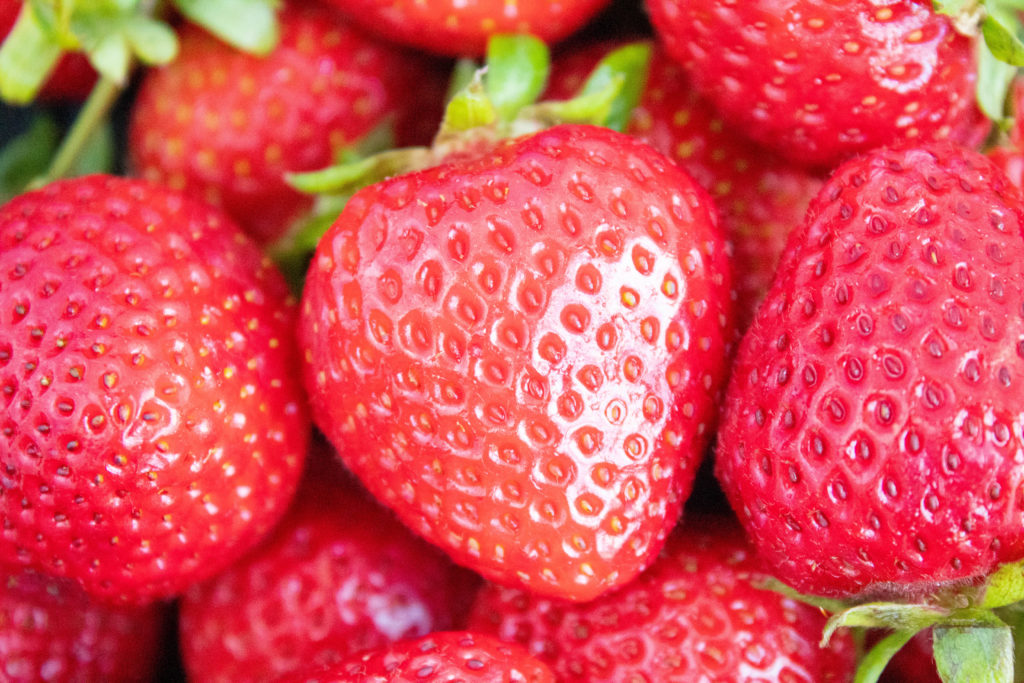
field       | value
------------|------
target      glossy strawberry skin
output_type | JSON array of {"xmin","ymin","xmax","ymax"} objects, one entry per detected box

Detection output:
[
  {"xmin": 323, "ymin": 0, "xmax": 612, "ymax": 57},
  {"xmin": 128, "ymin": 3, "xmax": 447, "ymax": 244},
  {"xmin": 277, "ymin": 631, "xmax": 556, "ymax": 683},
  {"xmin": 300, "ymin": 124, "xmax": 733, "ymax": 602},
  {"xmin": 716, "ymin": 144, "xmax": 1024, "ymax": 599},
  {"xmin": 0, "ymin": 569, "xmax": 166, "ymax": 682},
  {"xmin": 180, "ymin": 443, "xmax": 481, "ymax": 683},
  {"xmin": 467, "ymin": 518, "xmax": 855, "ymax": 682},
  {"xmin": 646, "ymin": 0, "xmax": 988, "ymax": 168},
  {"xmin": 0, "ymin": 175, "xmax": 309, "ymax": 604},
  {"xmin": 549, "ymin": 42, "xmax": 823, "ymax": 329}
]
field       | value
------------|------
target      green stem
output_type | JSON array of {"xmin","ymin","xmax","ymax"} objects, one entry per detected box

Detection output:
[{"xmin": 29, "ymin": 75, "xmax": 123, "ymax": 189}]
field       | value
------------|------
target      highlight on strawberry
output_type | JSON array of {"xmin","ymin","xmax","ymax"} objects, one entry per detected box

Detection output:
[{"xmin": 6, "ymin": 0, "xmax": 1024, "ymax": 681}]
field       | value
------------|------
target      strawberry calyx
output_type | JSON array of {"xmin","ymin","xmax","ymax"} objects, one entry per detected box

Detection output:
[
  {"xmin": 934, "ymin": 0, "xmax": 1024, "ymax": 126},
  {"xmin": 761, "ymin": 557, "xmax": 1024, "ymax": 683},
  {"xmin": 272, "ymin": 34, "xmax": 651, "ymax": 275}
]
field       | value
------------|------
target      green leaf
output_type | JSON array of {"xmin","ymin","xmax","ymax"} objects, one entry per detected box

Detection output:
[
  {"xmin": 822, "ymin": 602, "xmax": 949, "ymax": 646},
  {"xmin": 172, "ymin": 0, "xmax": 280, "ymax": 55},
  {"xmin": 484, "ymin": 34, "xmax": 550, "ymax": 123},
  {"xmin": 982, "ymin": 13, "xmax": 1024, "ymax": 66},
  {"xmin": 934, "ymin": 622, "xmax": 1013, "ymax": 683},
  {"xmin": 0, "ymin": 115, "xmax": 60, "ymax": 202},
  {"xmin": 82, "ymin": 32, "xmax": 131, "ymax": 84},
  {"xmin": 287, "ymin": 147, "xmax": 431, "ymax": 196},
  {"xmin": 981, "ymin": 558, "xmax": 1024, "ymax": 609},
  {"xmin": 854, "ymin": 630, "xmax": 919, "ymax": 683},
  {"xmin": 0, "ymin": 4, "xmax": 63, "ymax": 104},
  {"xmin": 441, "ymin": 72, "xmax": 498, "ymax": 133},
  {"xmin": 122, "ymin": 15, "xmax": 178, "ymax": 65},
  {"xmin": 976, "ymin": 21, "xmax": 1019, "ymax": 124},
  {"xmin": 575, "ymin": 41, "xmax": 652, "ymax": 132}
]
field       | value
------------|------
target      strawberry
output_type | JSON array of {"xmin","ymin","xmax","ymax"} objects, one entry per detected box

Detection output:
[
  {"xmin": 646, "ymin": 0, "xmax": 989, "ymax": 168},
  {"xmin": 299, "ymin": 123, "xmax": 733, "ymax": 602},
  {"xmin": 322, "ymin": 0, "xmax": 613, "ymax": 57},
  {"xmin": 0, "ymin": 0, "xmax": 96, "ymax": 103},
  {"xmin": 467, "ymin": 517, "xmax": 856, "ymax": 682},
  {"xmin": 715, "ymin": 143, "xmax": 1024, "ymax": 600},
  {"xmin": 0, "ymin": 568, "xmax": 166, "ymax": 682},
  {"xmin": 277, "ymin": 631, "xmax": 556, "ymax": 683},
  {"xmin": 0, "ymin": 174, "xmax": 309, "ymax": 604},
  {"xmin": 179, "ymin": 440, "xmax": 481, "ymax": 683},
  {"xmin": 128, "ymin": 2, "xmax": 447, "ymax": 245},
  {"xmin": 549, "ymin": 42, "xmax": 824, "ymax": 329}
]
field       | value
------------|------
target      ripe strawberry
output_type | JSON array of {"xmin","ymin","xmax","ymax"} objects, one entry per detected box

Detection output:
[
  {"xmin": 549, "ymin": 42, "xmax": 824, "ymax": 329},
  {"xmin": 0, "ymin": 174, "xmax": 309, "ymax": 604},
  {"xmin": 179, "ymin": 441, "xmax": 481, "ymax": 683},
  {"xmin": 299, "ymin": 123, "xmax": 733, "ymax": 602},
  {"xmin": 278, "ymin": 631, "xmax": 556, "ymax": 683},
  {"xmin": 646, "ymin": 0, "xmax": 989, "ymax": 168},
  {"xmin": 0, "ymin": 568, "xmax": 166, "ymax": 682},
  {"xmin": 322, "ymin": 0, "xmax": 613, "ymax": 57},
  {"xmin": 467, "ymin": 517, "xmax": 856, "ymax": 682},
  {"xmin": 128, "ymin": 2, "xmax": 447, "ymax": 245},
  {"xmin": 0, "ymin": 0, "xmax": 97, "ymax": 103},
  {"xmin": 715, "ymin": 143, "xmax": 1024, "ymax": 599}
]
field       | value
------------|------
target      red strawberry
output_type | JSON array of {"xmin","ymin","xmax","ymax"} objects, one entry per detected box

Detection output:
[
  {"xmin": 322, "ymin": 0, "xmax": 613, "ymax": 57},
  {"xmin": 0, "ymin": 0, "xmax": 97, "ymax": 103},
  {"xmin": 0, "ymin": 568, "xmax": 166, "ymax": 682},
  {"xmin": 277, "ymin": 631, "xmax": 556, "ymax": 683},
  {"xmin": 128, "ymin": 2, "xmax": 447, "ymax": 245},
  {"xmin": 0, "ymin": 174, "xmax": 309, "ymax": 604},
  {"xmin": 467, "ymin": 517, "xmax": 856, "ymax": 682},
  {"xmin": 715, "ymin": 143, "xmax": 1024, "ymax": 599},
  {"xmin": 646, "ymin": 0, "xmax": 989, "ymax": 168},
  {"xmin": 549, "ymin": 42, "xmax": 824, "ymax": 329},
  {"xmin": 180, "ymin": 440, "xmax": 481, "ymax": 683},
  {"xmin": 299, "ymin": 123, "xmax": 733, "ymax": 602}
]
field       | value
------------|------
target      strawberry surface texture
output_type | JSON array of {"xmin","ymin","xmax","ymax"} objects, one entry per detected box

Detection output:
[
  {"xmin": 0, "ymin": 174, "xmax": 309, "ymax": 604},
  {"xmin": 468, "ymin": 517, "xmax": 856, "ymax": 682},
  {"xmin": 277, "ymin": 630, "xmax": 557, "ymax": 683},
  {"xmin": 716, "ymin": 143, "xmax": 1024, "ymax": 600},
  {"xmin": 646, "ymin": 0, "xmax": 989, "ymax": 168},
  {"xmin": 128, "ymin": 2, "xmax": 446, "ymax": 245},
  {"xmin": 300, "ymin": 123, "xmax": 734, "ymax": 602},
  {"xmin": 179, "ymin": 442, "xmax": 480, "ymax": 683}
]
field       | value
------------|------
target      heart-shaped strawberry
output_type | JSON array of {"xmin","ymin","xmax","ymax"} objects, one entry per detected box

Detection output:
[{"xmin": 299, "ymin": 123, "xmax": 733, "ymax": 602}]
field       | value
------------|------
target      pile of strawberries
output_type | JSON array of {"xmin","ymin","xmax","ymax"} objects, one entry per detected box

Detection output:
[{"xmin": 3, "ymin": 0, "xmax": 1024, "ymax": 680}]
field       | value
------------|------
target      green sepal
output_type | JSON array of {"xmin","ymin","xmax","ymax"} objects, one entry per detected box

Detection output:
[
  {"xmin": 287, "ymin": 147, "xmax": 431, "ymax": 196},
  {"xmin": 980, "ymin": 558, "xmax": 1024, "ymax": 609},
  {"xmin": 441, "ymin": 72, "xmax": 498, "ymax": 134},
  {"xmin": 932, "ymin": 0, "xmax": 979, "ymax": 17},
  {"xmin": 269, "ymin": 194, "xmax": 349, "ymax": 294},
  {"xmin": 0, "ymin": 4, "xmax": 63, "ymax": 104},
  {"xmin": 981, "ymin": 12, "xmax": 1024, "ymax": 66},
  {"xmin": 934, "ymin": 617, "xmax": 1013, "ymax": 683},
  {"xmin": 519, "ymin": 74, "xmax": 624, "ymax": 131},
  {"xmin": 854, "ymin": 630, "xmax": 919, "ymax": 683},
  {"xmin": 822, "ymin": 602, "xmax": 949, "ymax": 646},
  {"xmin": 172, "ymin": 0, "xmax": 280, "ymax": 56},
  {"xmin": 484, "ymin": 34, "xmax": 550, "ymax": 123},
  {"xmin": 573, "ymin": 41, "xmax": 653, "ymax": 132},
  {"xmin": 446, "ymin": 58, "xmax": 480, "ymax": 104},
  {"xmin": 976, "ymin": 35, "xmax": 1017, "ymax": 125},
  {"xmin": 0, "ymin": 115, "xmax": 60, "ymax": 202}
]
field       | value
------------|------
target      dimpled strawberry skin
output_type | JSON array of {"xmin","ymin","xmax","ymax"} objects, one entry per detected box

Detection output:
[
  {"xmin": 0, "ymin": 569, "xmax": 165, "ymax": 682},
  {"xmin": 468, "ymin": 519, "xmax": 856, "ymax": 682},
  {"xmin": 128, "ymin": 3, "xmax": 445, "ymax": 245},
  {"xmin": 716, "ymin": 144, "xmax": 1024, "ymax": 599},
  {"xmin": 0, "ymin": 175, "xmax": 309, "ymax": 604},
  {"xmin": 324, "ymin": 0, "xmax": 611, "ymax": 57},
  {"xmin": 179, "ymin": 447, "xmax": 480, "ymax": 683},
  {"xmin": 300, "ymin": 124, "xmax": 733, "ymax": 602},
  {"xmin": 278, "ymin": 631, "xmax": 557, "ymax": 683},
  {"xmin": 646, "ymin": 0, "xmax": 988, "ymax": 168}
]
